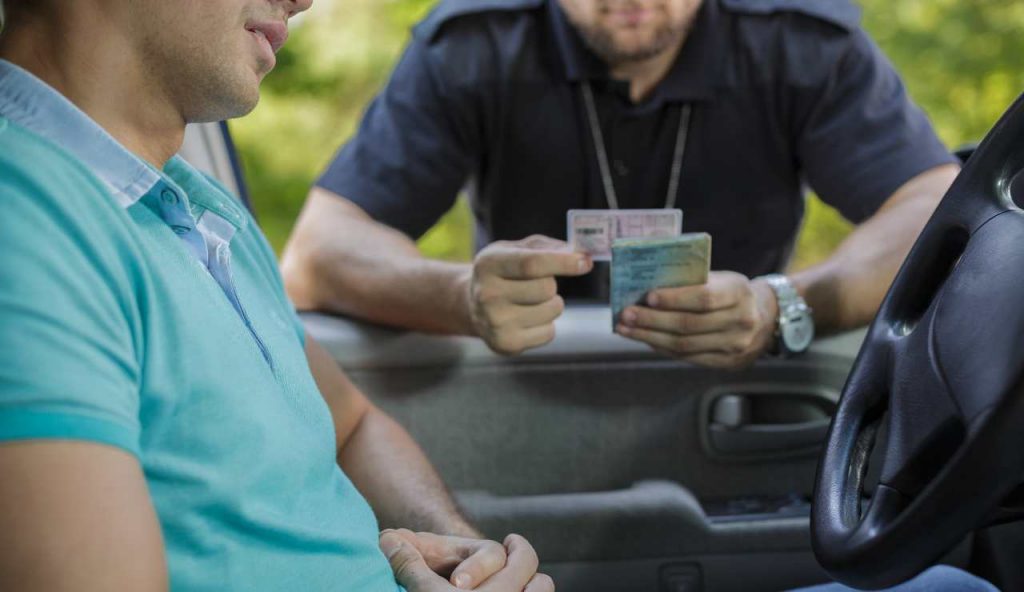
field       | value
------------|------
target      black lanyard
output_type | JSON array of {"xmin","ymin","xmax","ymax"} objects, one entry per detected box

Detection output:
[{"xmin": 580, "ymin": 81, "xmax": 691, "ymax": 210}]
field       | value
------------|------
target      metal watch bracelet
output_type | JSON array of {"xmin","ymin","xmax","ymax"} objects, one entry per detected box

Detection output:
[{"xmin": 757, "ymin": 274, "xmax": 815, "ymax": 357}]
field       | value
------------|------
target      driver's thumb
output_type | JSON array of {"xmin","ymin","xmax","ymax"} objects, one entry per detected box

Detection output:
[{"xmin": 380, "ymin": 531, "xmax": 438, "ymax": 590}]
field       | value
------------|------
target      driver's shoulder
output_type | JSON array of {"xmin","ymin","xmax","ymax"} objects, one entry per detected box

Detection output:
[{"xmin": 0, "ymin": 117, "xmax": 113, "ymax": 218}]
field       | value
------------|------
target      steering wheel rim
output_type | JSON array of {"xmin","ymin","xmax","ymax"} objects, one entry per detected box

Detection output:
[{"xmin": 812, "ymin": 93, "xmax": 1024, "ymax": 589}]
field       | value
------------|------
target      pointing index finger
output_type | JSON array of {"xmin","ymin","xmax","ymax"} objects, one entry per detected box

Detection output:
[{"xmin": 491, "ymin": 249, "xmax": 592, "ymax": 280}]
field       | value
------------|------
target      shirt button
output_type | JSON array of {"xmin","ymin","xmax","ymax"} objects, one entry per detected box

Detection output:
[
  {"xmin": 172, "ymin": 226, "xmax": 190, "ymax": 235},
  {"xmin": 161, "ymin": 189, "xmax": 179, "ymax": 205}
]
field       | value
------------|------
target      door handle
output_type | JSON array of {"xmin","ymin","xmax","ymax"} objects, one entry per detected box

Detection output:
[{"xmin": 705, "ymin": 393, "xmax": 835, "ymax": 459}]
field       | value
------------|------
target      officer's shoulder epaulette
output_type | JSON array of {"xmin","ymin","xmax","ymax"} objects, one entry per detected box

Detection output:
[
  {"xmin": 720, "ymin": 0, "xmax": 861, "ymax": 32},
  {"xmin": 412, "ymin": 0, "xmax": 545, "ymax": 42}
]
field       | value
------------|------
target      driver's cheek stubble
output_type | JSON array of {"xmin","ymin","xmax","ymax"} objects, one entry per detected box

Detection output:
[{"xmin": 179, "ymin": 26, "xmax": 263, "ymax": 122}]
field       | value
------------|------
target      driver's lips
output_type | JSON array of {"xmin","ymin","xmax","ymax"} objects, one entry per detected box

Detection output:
[{"xmin": 245, "ymin": 20, "xmax": 288, "ymax": 70}]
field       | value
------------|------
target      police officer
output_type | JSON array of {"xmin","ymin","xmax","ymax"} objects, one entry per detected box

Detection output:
[{"xmin": 282, "ymin": 0, "xmax": 959, "ymax": 368}]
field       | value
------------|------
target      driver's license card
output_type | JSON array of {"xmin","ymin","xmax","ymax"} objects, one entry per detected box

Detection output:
[{"xmin": 568, "ymin": 209, "xmax": 683, "ymax": 261}]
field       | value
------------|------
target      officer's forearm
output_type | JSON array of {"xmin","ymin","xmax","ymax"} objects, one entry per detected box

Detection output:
[
  {"xmin": 790, "ymin": 164, "xmax": 958, "ymax": 334},
  {"xmin": 282, "ymin": 188, "xmax": 475, "ymax": 335}
]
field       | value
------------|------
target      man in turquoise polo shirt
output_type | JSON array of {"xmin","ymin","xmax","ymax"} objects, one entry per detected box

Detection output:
[{"xmin": 0, "ymin": 1, "xmax": 553, "ymax": 591}]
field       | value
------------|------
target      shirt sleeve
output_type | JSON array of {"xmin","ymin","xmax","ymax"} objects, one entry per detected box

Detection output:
[
  {"xmin": 316, "ymin": 36, "xmax": 480, "ymax": 239},
  {"xmin": 793, "ymin": 28, "xmax": 957, "ymax": 223},
  {"xmin": 0, "ymin": 150, "xmax": 142, "ymax": 457}
]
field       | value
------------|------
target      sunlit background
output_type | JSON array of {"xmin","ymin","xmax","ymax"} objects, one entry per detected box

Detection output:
[{"xmin": 231, "ymin": 0, "xmax": 1024, "ymax": 271}]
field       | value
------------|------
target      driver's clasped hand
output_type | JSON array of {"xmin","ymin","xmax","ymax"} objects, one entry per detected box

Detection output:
[{"xmin": 380, "ymin": 530, "xmax": 554, "ymax": 592}]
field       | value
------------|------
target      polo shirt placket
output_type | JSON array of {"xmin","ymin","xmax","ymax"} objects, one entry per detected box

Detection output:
[{"xmin": 139, "ymin": 172, "xmax": 274, "ymax": 368}]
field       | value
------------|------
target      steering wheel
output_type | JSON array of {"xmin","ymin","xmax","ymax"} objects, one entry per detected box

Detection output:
[{"xmin": 812, "ymin": 93, "xmax": 1024, "ymax": 589}]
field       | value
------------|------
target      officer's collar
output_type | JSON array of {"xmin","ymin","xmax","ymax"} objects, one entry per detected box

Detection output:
[{"xmin": 547, "ymin": 0, "xmax": 721, "ymax": 103}]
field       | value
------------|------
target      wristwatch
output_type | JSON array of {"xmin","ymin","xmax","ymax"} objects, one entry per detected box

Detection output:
[{"xmin": 759, "ymin": 274, "xmax": 814, "ymax": 356}]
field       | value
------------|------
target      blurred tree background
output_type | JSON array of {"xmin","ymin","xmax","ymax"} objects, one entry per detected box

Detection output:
[{"xmin": 231, "ymin": 0, "xmax": 1024, "ymax": 270}]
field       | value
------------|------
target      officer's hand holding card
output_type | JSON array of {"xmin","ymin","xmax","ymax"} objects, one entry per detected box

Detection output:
[
  {"xmin": 468, "ymin": 235, "xmax": 593, "ymax": 356},
  {"xmin": 569, "ymin": 209, "xmax": 780, "ymax": 370},
  {"xmin": 616, "ymin": 267, "xmax": 781, "ymax": 371}
]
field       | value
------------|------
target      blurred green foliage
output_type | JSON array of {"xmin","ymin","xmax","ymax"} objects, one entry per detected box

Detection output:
[{"xmin": 232, "ymin": 0, "xmax": 1024, "ymax": 269}]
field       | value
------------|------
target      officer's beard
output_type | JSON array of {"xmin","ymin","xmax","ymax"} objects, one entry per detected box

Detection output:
[{"xmin": 574, "ymin": 3, "xmax": 691, "ymax": 66}]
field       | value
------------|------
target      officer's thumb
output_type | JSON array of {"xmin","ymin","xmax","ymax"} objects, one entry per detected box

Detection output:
[{"xmin": 380, "ymin": 531, "xmax": 440, "ymax": 590}]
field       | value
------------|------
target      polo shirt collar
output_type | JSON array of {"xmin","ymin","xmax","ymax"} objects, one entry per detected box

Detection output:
[
  {"xmin": 547, "ymin": 0, "xmax": 722, "ymax": 102},
  {"xmin": 0, "ymin": 59, "xmax": 160, "ymax": 208},
  {"xmin": 0, "ymin": 59, "xmax": 246, "ymax": 235}
]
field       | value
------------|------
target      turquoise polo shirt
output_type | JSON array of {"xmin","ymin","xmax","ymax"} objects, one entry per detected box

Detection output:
[{"xmin": 0, "ymin": 60, "xmax": 402, "ymax": 591}]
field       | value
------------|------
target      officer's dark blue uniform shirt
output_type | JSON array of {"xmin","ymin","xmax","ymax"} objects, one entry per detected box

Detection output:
[{"xmin": 317, "ymin": 0, "xmax": 956, "ymax": 299}]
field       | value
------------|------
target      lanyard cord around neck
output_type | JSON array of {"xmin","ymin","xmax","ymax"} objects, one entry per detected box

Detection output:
[{"xmin": 580, "ymin": 81, "xmax": 692, "ymax": 210}]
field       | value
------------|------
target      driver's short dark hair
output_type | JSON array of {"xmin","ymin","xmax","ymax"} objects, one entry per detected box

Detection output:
[
  {"xmin": 2, "ymin": 0, "xmax": 44, "ymax": 35},
  {"xmin": 1, "ymin": 0, "xmax": 20, "ymax": 32}
]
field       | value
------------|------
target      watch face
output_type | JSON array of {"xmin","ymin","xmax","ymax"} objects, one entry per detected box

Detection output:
[{"xmin": 782, "ymin": 312, "xmax": 815, "ymax": 353}]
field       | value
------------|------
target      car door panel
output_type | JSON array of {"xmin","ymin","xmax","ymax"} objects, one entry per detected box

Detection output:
[{"xmin": 304, "ymin": 307, "xmax": 869, "ymax": 591}]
